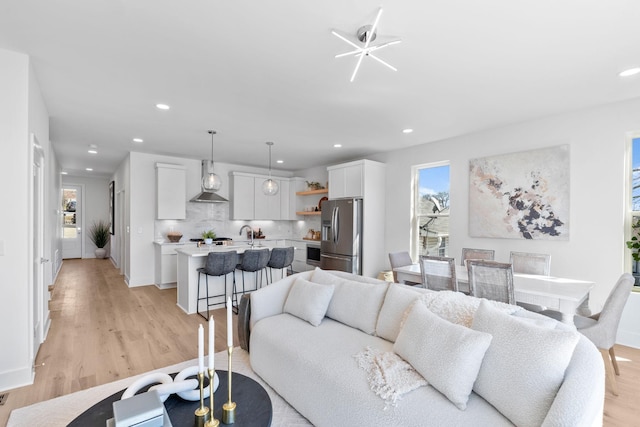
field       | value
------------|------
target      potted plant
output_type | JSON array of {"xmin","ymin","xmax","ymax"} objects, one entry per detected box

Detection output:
[
  {"xmin": 626, "ymin": 217, "xmax": 640, "ymax": 274},
  {"xmin": 89, "ymin": 220, "xmax": 110, "ymax": 259},
  {"xmin": 202, "ymin": 229, "xmax": 216, "ymax": 245}
]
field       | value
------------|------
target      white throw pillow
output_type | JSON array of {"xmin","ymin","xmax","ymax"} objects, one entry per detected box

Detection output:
[
  {"xmin": 471, "ymin": 300, "xmax": 580, "ymax": 427},
  {"xmin": 311, "ymin": 268, "xmax": 388, "ymax": 335},
  {"xmin": 283, "ymin": 277, "xmax": 335, "ymax": 327},
  {"xmin": 393, "ymin": 301, "xmax": 493, "ymax": 410},
  {"xmin": 376, "ymin": 283, "xmax": 424, "ymax": 342}
]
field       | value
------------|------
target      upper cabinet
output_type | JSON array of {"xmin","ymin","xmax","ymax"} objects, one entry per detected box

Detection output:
[
  {"xmin": 156, "ymin": 163, "xmax": 186, "ymax": 219},
  {"xmin": 230, "ymin": 172, "xmax": 294, "ymax": 220},
  {"xmin": 328, "ymin": 159, "xmax": 377, "ymax": 199}
]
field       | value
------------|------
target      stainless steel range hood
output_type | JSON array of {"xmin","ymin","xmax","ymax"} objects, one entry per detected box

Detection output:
[
  {"xmin": 190, "ymin": 159, "xmax": 228, "ymax": 203},
  {"xmin": 190, "ymin": 190, "xmax": 228, "ymax": 203}
]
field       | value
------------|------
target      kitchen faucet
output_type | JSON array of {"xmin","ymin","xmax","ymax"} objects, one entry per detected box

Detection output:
[{"xmin": 239, "ymin": 225, "xmax": 254, "ymax": 247}]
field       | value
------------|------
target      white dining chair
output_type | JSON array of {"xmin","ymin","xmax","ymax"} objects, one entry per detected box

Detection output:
[
  {"xmin": 419, "ymin": 255, "xmax": 457, "ymax": 292},
  {"xmin": 509, "ymin": 251, "xmax": 551, "ymax": 275},
  {"xmin": 510, "ymin": 251, "xmax": 551, "ymax": 312},
  {"xmin": 467, "ymin": 260, "xmax": 515, "ymax": 304},
  {"xmin": 461, "ymin": 248, "xmax": 495, "ymax": 266}
]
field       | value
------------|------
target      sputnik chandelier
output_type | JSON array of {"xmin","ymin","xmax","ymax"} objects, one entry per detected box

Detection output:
[{"xmin": 331, "ymin": 7, "xmax": 402, "ymax": 82}]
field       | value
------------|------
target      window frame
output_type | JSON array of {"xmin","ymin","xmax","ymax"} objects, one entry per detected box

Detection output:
[{"xmin": 411, "ymin": 160, "xmax": 450, "ymax": 261}]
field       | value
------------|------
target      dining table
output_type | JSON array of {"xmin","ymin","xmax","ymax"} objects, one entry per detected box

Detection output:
[{"xmin": 393, "ymin": 264, "xmax": 594, "ymax": 324}]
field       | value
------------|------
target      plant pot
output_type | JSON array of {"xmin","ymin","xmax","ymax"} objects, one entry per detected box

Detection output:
[
  {"xmin": 204, "ymin": 238, "xmax": 213, "ymax": 245},
  {"xmin": 95, "ymin": 248, "xmax": 107, "ymax": 259}
]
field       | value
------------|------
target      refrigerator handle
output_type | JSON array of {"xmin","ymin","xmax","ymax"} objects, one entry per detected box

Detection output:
[{"xmin": 332, "ymin": 206, "xmax": 339, "ymax": 245}]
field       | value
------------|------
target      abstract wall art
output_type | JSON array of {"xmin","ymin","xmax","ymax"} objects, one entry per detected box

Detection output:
[{"xmin": 469, "ymin": 145, "xmax": 569, "ymax": 240}]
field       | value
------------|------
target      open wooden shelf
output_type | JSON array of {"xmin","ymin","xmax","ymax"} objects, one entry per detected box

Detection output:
[
  {"xmin": 296, "ymin": 189, "xmax": 328, "ymax": 196},
  {"xmin": 296, "ymin": 211, "xmax": 321, "ymax": 216}
]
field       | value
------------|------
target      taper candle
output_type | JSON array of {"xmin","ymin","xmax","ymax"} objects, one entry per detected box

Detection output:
[
  {"xmin": 209, "ymin": 316, "xmax": 214, "ymax": 370},
  {"xmin": 198, "ymin": 324, "xmax": 204, "ymax": 374},
  {"xmin": 227, "ymin": 297, "xmax": 233, "ymax": 347}
]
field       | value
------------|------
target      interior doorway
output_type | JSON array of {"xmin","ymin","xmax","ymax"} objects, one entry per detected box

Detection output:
[
  {"xmin": 30, "ymin": 134, "xmax": 46, "ymax": 359},
  {"xmin": 62, "ymin": 185, "xmax": 83, "ymax": 259}
]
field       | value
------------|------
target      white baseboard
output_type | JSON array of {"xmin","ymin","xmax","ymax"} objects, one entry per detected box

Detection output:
[{"xmin": 0, "ymin": 366, "xmax": 34, "ymax": 393}]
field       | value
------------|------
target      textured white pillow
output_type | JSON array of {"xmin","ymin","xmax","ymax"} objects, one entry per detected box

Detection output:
[
  {"xmin": 283, "ymin": 277, "xmax": 334, "ymax": 326},
  {"xmin": 311, "ymin": 268, "xmax": 387, "ymax": 335},
  {"xmin": 471, "ymin": 300, "xmax": 580, "ymax": 427},
  {"xmin": 393, "ymin": 301, "xmax": 492, "ymax": 410},
  {"xmin": 376, "ymin": 283, "xmax": 424, "ymax": 342}
]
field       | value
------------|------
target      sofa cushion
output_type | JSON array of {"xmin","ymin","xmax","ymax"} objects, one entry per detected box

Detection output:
[
  {"xmin": 311, "ymin": 268, "xmax": 388, "ymax": 335},
  {"xmin": 283, "ymin": 277, "xmax": 334, "ymax": 326},
  {"xmin": 376, "ymin": 283, "xmax": 427, "ymax": 342},
  {"xmin": 471, "ymin": 300, "xmax": 580, "ymax": 427},
  {"xmin": 394, "ymin": 301, "xmax": 493, "ymax": 410}
]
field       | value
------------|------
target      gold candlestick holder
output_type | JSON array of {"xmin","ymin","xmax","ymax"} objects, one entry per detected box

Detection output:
[
  {"xmin": 205, "ymin": 368, "xmax": 219, "ymax": 427},
  {"xmin": 222, "ymin": 346, "xmax": 236, "ymax": 424},
  {"xmin": 195, "ymin": 371, "xmax": 210, "ymax": 427}
]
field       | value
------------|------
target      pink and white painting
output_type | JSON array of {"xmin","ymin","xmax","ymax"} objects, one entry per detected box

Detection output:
[{"xmin": 469, "ymin": 145, "xmax": 569, "ymax": 240}]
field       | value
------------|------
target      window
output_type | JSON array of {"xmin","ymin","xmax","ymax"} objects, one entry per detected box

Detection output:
[
  {"xmin": 627, "ymin": 137, "xmax": 640, "ymax": 285},
  {"xmin": 62, "ymin": 188, "xmax": 77, "ymax": 239},
  {"xmin": 412, "ymin": 162, "xmax": 450, "ymax": 259}
]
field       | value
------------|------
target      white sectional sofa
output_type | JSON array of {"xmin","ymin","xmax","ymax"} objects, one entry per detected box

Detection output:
[{"xmin": 238, "ymin": 269, "xmax": 605, "ymax": 426}]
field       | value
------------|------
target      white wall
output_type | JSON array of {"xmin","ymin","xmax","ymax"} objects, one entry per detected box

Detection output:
[
  {"xmin": 373, "ymin": 97, "xmax": 640, "ymax": 344},
  {"xmin": 0, "ymin": 48, "xmax": 53, "ymax": 390}
]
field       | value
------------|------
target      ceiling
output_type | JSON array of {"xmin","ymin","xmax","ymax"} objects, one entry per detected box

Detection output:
[{"xmin": 2, "ymin": 1, "xmax": 640, "ymax": 177}]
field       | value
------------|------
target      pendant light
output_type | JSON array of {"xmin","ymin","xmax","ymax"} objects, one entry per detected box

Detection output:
[
  {"xmin": 202, "ymin": 130, "xmax": 221, "ymax": 191},
  {"xmin": 262, "ymin": 141, "xmax": 279, "ymax": 196}
]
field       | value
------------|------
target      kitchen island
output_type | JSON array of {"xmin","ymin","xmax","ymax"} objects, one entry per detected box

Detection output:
[{"xmin": 175, "ymin": 243, "xmax": 287, "ymax": 315}]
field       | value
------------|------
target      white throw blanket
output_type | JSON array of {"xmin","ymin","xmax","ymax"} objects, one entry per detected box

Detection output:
[
  {"xmin": 418, "ymin": 291, "xmax": 521, "ymax": 328},
  {"xmin": 354, "ymin": 347, "xmax": 427, "ymax": 408}
]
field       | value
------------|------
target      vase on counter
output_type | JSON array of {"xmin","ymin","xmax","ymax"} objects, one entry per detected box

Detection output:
[{"xmin": 204, "ymin": 238, "xmax": 213, "ymax": 245}]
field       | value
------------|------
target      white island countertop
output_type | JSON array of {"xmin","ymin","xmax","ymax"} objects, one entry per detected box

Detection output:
[{"xmin": 175, "ymin": 243, "xmax": 280, "ymax": 258}]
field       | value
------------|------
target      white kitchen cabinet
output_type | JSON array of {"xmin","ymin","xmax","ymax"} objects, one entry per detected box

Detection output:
[
  {"xmin": 231, "ymin": 172, "xmax": 293, "ymax": 220},
  {"xmin": 154, "ymin": 242, "xmax": 195, "ymax": 289},
  {"xmin": 327, "ymin": 161, "xmax": 364, "ymax": 199},
  {"xmin": 286, "ymin": 239, "xmax": 313, "ymax": 273},
  {"xmin": 230, "ymin": 173, "xmax": 255, "ymax": 220},
  {"xmin": 254, "ymin": 178, "xmax": 281, "ymax": 220},
  {"xmin": 156, "ymin": 163, "xmax": 186, "ymax": 219}
]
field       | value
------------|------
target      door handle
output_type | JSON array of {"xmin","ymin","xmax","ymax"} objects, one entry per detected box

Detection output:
[{"xmin": 40, "ymin": 258, "xmax": 49, "ymax": 263}]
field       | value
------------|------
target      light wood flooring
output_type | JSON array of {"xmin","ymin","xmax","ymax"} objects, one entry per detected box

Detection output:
[{"xmin": 1, "ymin": 259, "xmax": 640, "ymax": 426}]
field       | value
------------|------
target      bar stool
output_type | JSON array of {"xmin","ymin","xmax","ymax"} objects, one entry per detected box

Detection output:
[
  {"xmin": 196, "ymin": 250, "xmax": 238, "ymax": 320},
  {"xmin": 234, "ymin": 248, "xmax": 270, "ymax": 309},
  {"xmin": 267, "ymin": 247, "xmax": 295, "ymax": 284}
]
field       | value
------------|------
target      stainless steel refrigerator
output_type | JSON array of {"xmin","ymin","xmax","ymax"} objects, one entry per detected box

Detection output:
[{"xmin": 320, "ymin": 198, "xmax": 363, "ymax": 274}]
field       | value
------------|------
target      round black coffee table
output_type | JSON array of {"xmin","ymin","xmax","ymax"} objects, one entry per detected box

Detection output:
[{"xmin": 68, "ymin": 370, "xmax": 272, "ymax": 427}]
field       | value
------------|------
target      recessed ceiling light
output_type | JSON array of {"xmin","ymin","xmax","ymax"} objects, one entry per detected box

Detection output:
[
  {"xmin": 619, "ymin": 67, "xmax": 640, "ymax": 77},
  {"xmin": 276, "ymin": 160, "xmax": 284, "ymax": 164},
  {"xmin": 402, "ymin": 128, "xmax": 414, "ymax": 134},
  {"xmin": 156, "ymin": 103, "xmax": 170, "ymax": 110},
  {"xmin": 133, "ymin": 138, "xmax": 143, "ymax": 143},
  {"xmin": 333, "ymin": 144, "xmax": 342, "ymax": 148},
  {"xmin": 86, "ymin": 168, "xmax": 93, "ymax": 171},
  {"xmin": 88, "ymin": 150, "xmax": 97, "ymax": 154},
  {"xmin": 61, "ymin": 171, "xmax": 68, "ymax": 175}
]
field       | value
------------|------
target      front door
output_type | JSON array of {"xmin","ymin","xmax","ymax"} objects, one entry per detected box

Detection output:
[{"xmin": 62, "ymin": 185, "xmax": 82, "ymax": 259}]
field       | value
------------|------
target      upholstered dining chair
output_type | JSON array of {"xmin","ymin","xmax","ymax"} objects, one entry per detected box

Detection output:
[
  {"xmin": 196, "ymin": 250, "xmax": 238, "ymax": 320},
  {"xmin": 389, "ymin": 251, "xmax": 418, "ymax": 284},
  {"xmin": 419, "ymin": 255, "xmax": 458, "ymax": 292},
  {"xmin": 510, "ymin": 251, "xmax": 551, "ymax": 312},
  {"xmin": 461, "ymin": 248, "xmax": 495, "ymax": 266},
  {"xmin": 467, "ymin": 260, "xmax": 515, "ymax": 304},
  {"xmin": 540, "ymin": 273, "xmax": 634, "ymax": 396}
]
